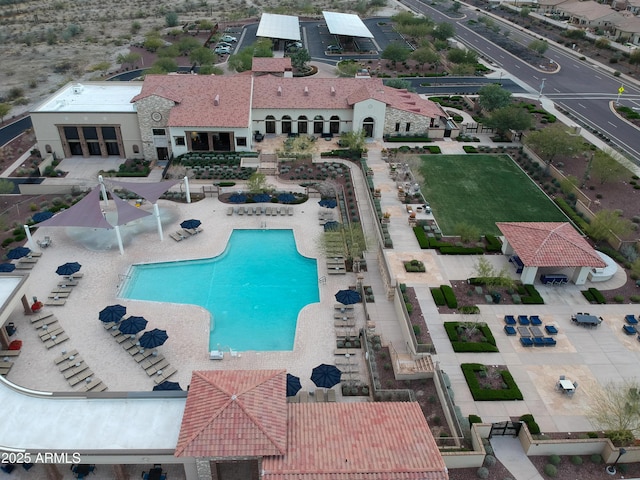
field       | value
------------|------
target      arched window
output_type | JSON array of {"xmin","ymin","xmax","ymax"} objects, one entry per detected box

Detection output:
[
  {"xmin": 362, "ymin": 117, "xmax": 374, "ymax": 138},
  {"xmin": 313, "ymin": 115, "xmax": 324, "ymax": 134},
  {"xmin": 132, "ymin": 145, "xmax": 140, "ymax": 154},
  {"xmin": 282, "ymin": 115, "xmax": 292, "ymax": 134},
  {"xmin": 45, "ymin": 144, "xmax": 52, "ymax": 153},
  {"xmin": 329, "ymin": 115, "xmax": 340, "ymax": 134},
  {"xmin": 265, "ymin": 115, "xmax": 276, "ymax": 134},
  {"xmin": 297, "ymin": 115, "xmax": 308, "ymax": 134}
]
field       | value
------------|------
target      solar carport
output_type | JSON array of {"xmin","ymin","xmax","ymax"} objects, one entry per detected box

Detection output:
[
  {"xmin": 257, "ymin": 13, "xmax": 301, "ymax": 50},
  {"xmin": 321, "ymin": 11, "xmax": 375, "ymax": 53}
]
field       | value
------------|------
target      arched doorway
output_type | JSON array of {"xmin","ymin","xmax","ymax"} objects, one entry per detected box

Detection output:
[
  {"xmin": 313, "ymin": 115, "xmax": 324, "ymax": 134},
  {"xmin": 265, "ymin": 115, "xmax": 276, "ymax": 134},
  {"xmin": 329, "ymin": 115, "xmax": 340, "ymax": 134},
  {"xmin": 281, "ymin": 115, "xmax": 292, "ymax": 134},
  {"xmin": 362, "ymin": 117, "xmax": 374, "ymax": 137},
  {"xmin": 297, "ymin": 115, "xmax": 308, "ymax": 134}
]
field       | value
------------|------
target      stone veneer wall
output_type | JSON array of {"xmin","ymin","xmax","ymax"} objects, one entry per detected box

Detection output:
[
  {"xmin": 135, "ymin": 96, "xmax": 176, "ymax": 161},
  {"xmin": 383, "ymin": 107, "xmax": 433, "ymax": 137}
]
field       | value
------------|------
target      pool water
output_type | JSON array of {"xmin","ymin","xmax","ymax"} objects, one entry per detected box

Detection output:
[{"xmin": 121, "ymin": 229, "xmax": 319, "ymax": 351}]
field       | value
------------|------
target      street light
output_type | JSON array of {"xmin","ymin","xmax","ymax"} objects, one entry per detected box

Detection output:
[
  {"xmin": 605, "ymin": 447, "xmax": 627, "ymax": 475},
  {"xmin": 538, "ymin": 78, "xmax": 546, "ymax": 99}
]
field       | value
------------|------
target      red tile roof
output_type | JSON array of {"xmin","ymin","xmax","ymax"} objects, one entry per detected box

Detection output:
[
  {"xmin": 252, "ymin": 57, "xmax": 292, "ymax": 73},
  {"xmin": 262, "ymin": 402, "xmax": 448, "ymax": 480},
  {"xmin": 131, "ymin": 74, "xmax": 252, "ymax": 128},
  {"xmin": 174, "ymin": 370, "xmax": 287, "ymax": 458},
  {"xmin": 497, "ymin": 222, "xmax": 606, "ymax": 267}
]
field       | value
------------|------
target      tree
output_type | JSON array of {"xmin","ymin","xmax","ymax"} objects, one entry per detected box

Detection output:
[
  {"xmin": 477, "ymin": 84, "xmax": 512, "ymax": 111},
  {"xmin": 523, "ymin": 123, "xmax": 585, "ymax": 172},
  {"xmin": 629, "ymin": 49, "xmax": 640, "ymax": 71},
  {"xmin": 528, "ymin": 39, "xmax": 548, "ymax": 56},
  {"xmin": 520, "ymin": 7, "xmax": 530, "ymax": 17},
  {"xmin": 336, "ymin": 60, "xmax": 360, "ymax": 77},
  {"xmin": 116, "ymin": 52, "xmax": 142, "ymax": 69},
  {"xmin": 383, "ymin": 78, "xmax": 415, "ymax": 92},
  {"xmin": 290, "ymin": 48, "xmax": 311, "ymax": 71},
  {"xmin": 0, "ymin": 179, "xmax": 14, "ymax": 194},
  {"xmin": 190, "ymin": 47, "xmax": 215, "ymax": 65},
  {"xmin": 147, "ymin": 58, "xmax": 178, "ymax": 74},
  {"xmin": 447, "ymin": 48, "xmax": 477, "ymax": 65},
  {"xmin": 451, "ymin": 1, "xmax": 461, "ymax": 13},
  {"xmin": 484, "ymin": 106, "xmax": 532, "ymax": 137},
  {"xmin": 198, "ymin": 65, "xmax": 223, "ymax": 75},
  {"xmin": 247, "ymin": 172, "xmax": 271, "ymax": 193},
  {"xmin": 410, "ymin": 46, "xmax": 438, "ymax": 70},
  {"xmin": 591, "ymin": 149, "xmax": 629, "ymax": 185},
  {"xmin": 165, "ymin": 12, "xmax": 179, "ymax": 27},
  {"xmin": 0, "ymin": 103, "xmax": 12, "ymax": 124},
  {"xmin": 176, "ymin": 37, "xmax": 201, "ymax": 55},
  {"xmin": 472, "ymin": 257, "xmax": 516, "ymax": 289},
  {"xmin": 432, "ymin": 21, "xmax": 455, "ymax": 41},
  {"xmin": 340, "ymin": 130, "xmax": 366, "ymax": 153},
  {"xmin": 381, "ymin": 42, "xmax": 410, "ymax": 68},
  {"xmin": 143, "ymin": 36, "xmax": 164, "ymax": 53},
  {"xmin": 587, "ymin": 209, "xmax": 634, "ymax": 243},
  {"xmin": 589, "ymin": 381, "xmax": 640, "ymax": 436},
  {"xmin": 454, "ymin": 222, "xmax": 480, "ymax": 242}
]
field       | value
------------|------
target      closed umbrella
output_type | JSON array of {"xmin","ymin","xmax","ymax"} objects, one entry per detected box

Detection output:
[
  {"xmin": 6, "ymin": 247, "xmax": 31, "ymax": 260},
  {"xmin": 99, "ymin": 304, "xmax": 126, "ymax": 324},
  {"xmin": 139, "ymin": 328, "xmax": 168, "ymax": 349},
  {"xmin": 286, "ymin": 373, "xmax": 302, "ymax": 397},
  {"xmin": 180, "ymin": 219, "xmax": 201, "ymax": 230},
  {"xmin": 252, "ymin": 193, "xmax": 271, "ymax": 203},
  {"xmin": 335, "ymin": 289, "xmax": 361, "ymax": 305},
  {"xmin": 278, "ymin": 193, "xmax": 296, "ymax": 204},
  {"xmin": 32, "ymin": 211, "xmax": 54, "ymax": 223},
  {"xmin": 56, "ymin": 262, "xmax": 81, "ymax": 276},
  {"xmin": 153, "ymin": 380, "xmax": 182, "ymax": 391},
  {"xmin": 323, "ymin": 221, "xmax": 340, "ymax": 232},
  {"xmin": 118, "ymin": 316, "xmax": 148, "ymax": 335},
  {"xmin": 319, "ymin": 199, "xmax": 337, "ymax": 208},
  {"xmin": 311, "ymin": 364, "xmax": 342, "ymax": 389},
  {"xmin": 229, "ymin": 193, "xmax": 247, "ymax": 203},
  {"xmin": 0, "ymin": 263, "xmax": 16, "ymax": 272}
]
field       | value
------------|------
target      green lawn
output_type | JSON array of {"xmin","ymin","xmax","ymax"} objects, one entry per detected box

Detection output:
[{"xmin": 417, "ymin": 154, "xmax": 568, "ymax": 235}]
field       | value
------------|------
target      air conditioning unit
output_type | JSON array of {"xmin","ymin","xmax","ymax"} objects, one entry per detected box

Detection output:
[{"xmin": 209, "ymin": 350, "xmax": 224, "ymax": 360}]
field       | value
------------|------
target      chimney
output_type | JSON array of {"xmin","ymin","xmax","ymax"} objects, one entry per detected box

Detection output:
[
  {"xmin": 277, "ymin": 86, "xmax": 282, "ymax": 96},
  {"xmin": 214, "ymin": 94, "xmax": 220, "ymax": 106},
  {"xmin": 304, "ymin": 86, "xmax": 309, "ymax": 96},
  {"xmin": 330, "ymin": 86, "xmax": 336, "ymax": 96}
]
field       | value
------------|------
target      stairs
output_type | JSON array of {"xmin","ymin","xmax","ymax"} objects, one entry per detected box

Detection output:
[{"xmin": 258, "ymin": 153, "xmax": 277, "ymax": 175}]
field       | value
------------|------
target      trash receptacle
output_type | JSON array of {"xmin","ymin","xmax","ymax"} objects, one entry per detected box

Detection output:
[{"xmin": 492, "ymin": 292, "xmax": 501, "ymax": 304}]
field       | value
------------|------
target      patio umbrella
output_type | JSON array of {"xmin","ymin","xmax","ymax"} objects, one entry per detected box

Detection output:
[
  {"xmin": 32, "ymin": 211, "xmax": 53, "ymax": 223},
  {"xmin": 56, "ymin": 262, "xmax": 81, "ymax": 276},
  {"xmin": 6, "ymin": 247, "xmax": 31, "ymax": 260},
  {"xmin": 252, "ymin": 193, "xmax": 271, "ymax": 203},
  {"xmin": 229, "ymin": 193, "xmax": 247, "ymax": 203},
  {"xmin": 286, "ymin": 373, "xmax": 302, "ymax": 397},
  {"xmin": 311, "ymin": 364, "xmax": 342, "ymax": 389},
  {"xmin": 139, "ymin": 328, "xmax": 168, "ymax": 349},
  {"xmin": 278, "ymin": 193, "xmax": 296, "ymax": 204},
  {"xmin": 323, "ymin": 221, "xmax": 340, "ymax": 232},
  {"xmin": 335, "ymin": 289, "xmax": 361, "ymax": 305},
  {"xmin": 180, "ymin": 219, "xmax": 201, "ymax": 230},
  {"xmin": 118, "ymin": 316, "xmax": 148, "ymax": 335},
  {"xmin": 319, "ymin": 199, "xmax": 337, "ymax": 208},
  {"xmin": 98, "ymin": 304, "xmax": 127, "ymax": 324},
  {"xmin": 0, "ymin": 263, "xmax": 16, "ymax": 272},
  {"xmin": 153, "ymin": 380, "xmax": 183, "ymax": 391}
]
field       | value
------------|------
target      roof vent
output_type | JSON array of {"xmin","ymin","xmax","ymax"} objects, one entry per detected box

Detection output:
[
  {"xmin": 277, "ymin": 86, "xmax": 282, "ymax": 96},
  {"xmin": 71, "ymin": 84, "xmax": 84, "ymax": 95},
  {"xmin": 231, "ymin": 394, "xmax": 237, "ymax": 401},
  {"xmin": 214, "ymin": 94, "xmax": 220, "ymax": 106},
  {"xmin": 304, "ymin": 86, "xmax": 309, "ymax": 96},
  {"xmin": 330, "ymin": 86, "xmax": 336, "ymax": 96}
]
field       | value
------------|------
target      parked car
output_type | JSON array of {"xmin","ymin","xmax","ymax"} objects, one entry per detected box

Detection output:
[
  {"xmin": 326, "ymin": 45, "xmax": 342, "ymax": 53},
  {"xmin": 220, "ymin": 34, "xmax": 237, "ymax": 43},
  {"xmin": 214, "ymin": 46, "xmax": 231, "ymax": 55},
  {"xmin": 216, "ymin": 41, "xmax": 233, "ymax": 48}
]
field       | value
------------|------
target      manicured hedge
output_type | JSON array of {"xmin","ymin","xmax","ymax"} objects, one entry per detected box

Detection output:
[
  {"xmin": 462, "ymin": 363, "xmax": 524, "ymax": 401},
  {"xmin": 554, "ymin": 198, "xmax": 589, "ymax": 233},
  {"xmin": 386, "ymin": 135, "xmax": 432, "ymax": 142},
  {"xmin": 441, "ymin": 285, "xmax": 458, "ymax": 308},
  {"xmin": 588, "ymin": 287, "xmax": 606, "ymax": 304},
  {"xmin": 431, "ymin": 287, "xmax": 446, "ymax": 306},
  {"xmin": 484, "ymin": 235, "xmax": 502, "ymax": 252},
  {"xmin": 463, "ymin": 145, "xmax": 478, "ymax": 153},
  {"xmin": 519, "ymin": 284, "xmax": 544, "ymax": 304},
  {"xmin": 582, "ymin": 289, "xmax": 595, "ymax": 302},
  {"xmin": 426, "ymin": 145, "xmax": 441, "ymax": 154},
  {"xmin": 413, "ymin": 226, "xmax": 430, "ymax": 248},
  {"xmin": 444, "ymin": 322, "xmax": 499, "ymax": 352},
  {"xmin": 469, "ymin": 414, "xmax": 483, "ymax": 425},
  {"xmin": 439, "ymin": 246, "xmax": 485, "ymax": 255},
  {"xmin": 520, "ymin": 414, "xmax": 541, "ymax": 434}
]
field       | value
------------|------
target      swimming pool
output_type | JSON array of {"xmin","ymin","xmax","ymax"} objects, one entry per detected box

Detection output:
[{"xmin": 121, "ymin": 229, "xmax": 319, "ymax": 351}]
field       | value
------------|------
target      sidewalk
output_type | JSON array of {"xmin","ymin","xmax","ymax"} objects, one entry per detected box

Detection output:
[{"xmin": 490, "ymin": 437, "xmax": 544, "ymax": 480}]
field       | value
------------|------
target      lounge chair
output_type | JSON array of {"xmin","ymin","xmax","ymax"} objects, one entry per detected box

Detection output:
[
  {"xmin": 146, "ymin": 359, "xmax": 170, "ymax": 376},
  {"xmin": 0, "ymin": 350, "xmax": 20, "ymax": 358},
  {"xmin": 504, "ymin": 315, "xmax": 516, "ymax": 325},
  {"xmin": 327, "ymin": 389, "xmax": 337, "ymax": 402},
  {"xmin": 53, "ymin": 349, "xmax": 79, "ymax": 365},
  {"xmin": 532, "ymin": 337, "xmax": 545, "ymax": 347},
  {"xmin": 334, "ymin": 348, "xmax": 359, "ymax": 356},
  {"xmin": 530, "ymin": 315, "xmax": 542, "ymax": 325},
  {"xmin": 68, "ymin": 369, "xmax": 93, "ymax": 386},
  {"xmin": 280, "ymin": 207, "xmax": 286, "ymax": 216},
  {"xmin": 504, "ymin": 325, "xmax": 517, "ymax": 336},
  {"xmin": 520, "ymin": 337, "xmax": 534, "ymax": 347},
  {"xmin": 247, "ymin": 207, "xmax": 253, "ymax": 216},
  {"xmin": 14, "ymin": 263, "xmax": 33, "ymax": 270},
  {"xmin": 265, "ymin": 207, "xmax": 272, "ymax": 215},
  {"xmin": 63, "ymin": 363, "xmax": 89, "ymax": 379},
  {"xmin": 44, "ymin": 298, "xmax": 66, "ymax": 306},
  {"xmin": 79, "ymin": 379, "xmax": 107, "ymax": 392},
  {"xmin": 255, "ymin": 207, "xmax": 262, "ymax": 216},
  {"xmin": 30, "ymin": 312, "xmax": 53, "ymax": 324},
  {"xmin": 276, "ymin": 207, "xmax": 281, "ymax": 215},
  {"xmin": 314, "ymin": 389, "xmax": 326, "ymax": 402},
  {"xmin": 518, "ymin": 315, "xmax": 530, "ymax": 325},
  {"xmin": 141, "ymin": 354, "xmax": 165, "ymax": 370},
  {"xmin": 545, "ymin": 325, "xmax": 559, "ymax": 335},
  {"xmin": 298, "ymin": 391, "xmax": 309, "ymax": 403},
  {"xmin": 154, "ymin": 366, "xmax": 177, "ymax": 384},
  {"xmin": 169, "ymin": 232, "xmax": 183, "ymax": 242},
  {"xmin": 543, "ymin": 337, "xmax": 557, "ymax": 346},
  {"xmin": 625, "ymin": 314, "xmax": 638, "ymax": 325},
  {"xmin": 48, "ymin": 292, "xmax": 70, "ymax": 298},
  {"xmin": 288, "ymin": 206, "xmax": 294, "ymax": 215},
  {"xmin": 44, "ymin": 333, "xmax": 69, "ymax": 349},
  {"xmin": 623, "ymin": 325, "xmax": 637, "ymax": 335},
  {"xmin": 227, "ymin": 207, "xmax": 234, "ymax": 215}
]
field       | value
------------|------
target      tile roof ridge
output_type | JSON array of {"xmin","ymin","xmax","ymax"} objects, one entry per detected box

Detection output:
[{"xmin": 232, "ymin": 389, "xmax": 287, "ymax": 455}]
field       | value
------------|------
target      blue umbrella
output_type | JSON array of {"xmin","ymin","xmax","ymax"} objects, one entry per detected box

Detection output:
[
  {"xmin": 139, "ymin": 328, "xmax": 168, "ymax": 349},
  {"xmin": 153, "ymin": 380, "xmax": 182, "ymax": 391},
  {"xmin": 6, "ymin": 247, "xmax": 31, "ymax": 260},
  {"xmin": 278, "ymin": 193, "xmax": 296, "ymax": 204},
  {"xmin": 99, "ymin": 304, "xmax": 126, "ymax": 324},
  {"xmin": 118, "ymin": 316, "xmax": 148, "ymax": 335},
  {"xmin": 0, "ymin": 263, "xmax": 16, "ymax": 272},
  {"xmin": 311, "ymin": 364, "xmax": 342, "ymax": 389},
  {"xmin": 324, "ymin": 221, "xmax": 340, "ymax": 232},
  {"xmin": 335, "ymin": 289, "xmax": 361, "ymax": 305},
  {"xmin": 56, "ymin": 262, "xmax": 81, "ymax": 276},
  {"xmin": 319, "ymin": 199, "xmax": 337, "ymax": 208},
  {"xmin": 229, "ymin": 193, "xmax": 247, "ymax": 203},
  {"xmin": 32, "ymin": 211, "xmax": 53, "ymax": 223},
  {"xmin": 252, "ymin": 193, "xmax": 271, "ymax": 203},
  {"xmin": 286, "ymin": 373, "xmax": 302, "ymax": 397},
  {"xmin": 180, "ymin": 219, "xmax": 201, "ymax": 230}
]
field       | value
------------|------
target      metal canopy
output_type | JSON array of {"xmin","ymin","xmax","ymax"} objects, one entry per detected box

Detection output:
[
  {"xmin": 322, "ymin": 11, "xmax": 374, "ymax": 38},
  {"xmin": 257, "ymin": 13, "xmax": 301, "ymax": 41}
]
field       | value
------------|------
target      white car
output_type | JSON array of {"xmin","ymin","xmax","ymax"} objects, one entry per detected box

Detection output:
[
  {"xmin": 220, "ymin": 34, "xmax": 237, "ymax": 43},
  {"xmin": 214, "ymin": 46, "xmax": 231, "ymax": 55}
]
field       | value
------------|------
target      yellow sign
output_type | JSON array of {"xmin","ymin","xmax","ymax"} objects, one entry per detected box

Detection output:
[{"xmin": 619, "ymin": 85, "xmax": 625, "ymax": 94}]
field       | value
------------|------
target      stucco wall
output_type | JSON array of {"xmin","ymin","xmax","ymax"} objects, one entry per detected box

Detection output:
[
  {"xmin": 352, "ymin": 99, "xmax": 386, "ymax": 138},
  {"xmin": 251, "ymin": 108, "xmax": 354, "ymax": 136}
]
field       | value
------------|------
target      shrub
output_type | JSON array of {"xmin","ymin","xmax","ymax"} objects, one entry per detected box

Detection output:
[
  {"xmin": 548, "ymin": 454, "xmax": 561, "ymax": 466},
  {"xmin": 588, "ymin": 288, "xmax": 606, "ymax": 304},
  {"xmin": 431, "ymin": 287, "xmax": 446, "ymax": 306},
  {"xmin": 614, "ymin": 295, "xmax": 625, "ymax": 303},
  {"xmin": 543, "ymin": 464, "xmax": 557, "ymax": 477},
  {"xmin": 484, "ymin": 234, "xmax": 502, "ymax": 252},
  {"xmin": 484, "ymin": 455, "xmax": 496, "ymax": 467},
  {"xmin": 476, "ymin": 467, "xmax": 489, "ymax": 479},
  {"xmin": 463, "ymin": 145, "xmax": 478, "ymax": 153},
  {"xmin": 519, "ymin": 414, "xmax": 540, "ymax": 434},
  {"xmin": 605, "ymin": 429, "xmax": 634, "ymax": 445},
  {"xmin": 462, "ymin": 364, "xmax": 523, "ymax": 400},
  {"xmin": 581, "ymin": 289, "xmax": 595, "ymax": 302},
  {"xmin": 413, "ymin": 324, "xmax": 421, "ymax": 336},
  {"xmin": 554, "ymin": 198, "xmax": 589, "ymax": 233},
  {"xmin": 570, "ymin": 455, "xmax": 583, "ymax": 465},
  {"xmin": 413, "ymin": 226, "xmax": 430, "ymax": 248},
  {"xmin": 441, "ymin": 285, "xmax": 458, "ymax": 308},
  {"xmin": 590, "ymin": 454, "xmax": 602, "ymax": 464},
  {"xmin": 469, "ymin": 414, "xmax": 483, "ymax": 424}
]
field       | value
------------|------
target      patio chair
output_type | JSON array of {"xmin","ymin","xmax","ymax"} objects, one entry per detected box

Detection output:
[
  {"xmin": 623, "ymin": 325, "xmax": 637, "ymax": 335},
  {"xmin": 559, "ymin": 375, "xmax": 565, "ymax": 380},
  {"xmin": 529, "ymin": 315, "xmax": 542, "ymax": 325},
  {"xmin": 504, "ymin": 325, "xmax": 517, "ymax": 336},
  {"xmin": 504, "ymin": 315, "xmax": 516, "ymax": 325},
  {"xmin": 518, "ymin": 315, "xmax": 530, "ymax": 325}
]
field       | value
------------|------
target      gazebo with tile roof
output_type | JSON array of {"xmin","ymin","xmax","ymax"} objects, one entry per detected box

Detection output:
[{"xmin": 497, "ymin": 222, "xmax": 606, "ymax": 285}]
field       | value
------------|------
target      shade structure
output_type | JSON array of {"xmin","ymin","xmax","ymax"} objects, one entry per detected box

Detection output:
[
  {"xmin": 252, "ymin": 193, "xmax": 271, "ymax": 203},
  {"xmin": 180, "ymin": 219, "xmax": 201, "ymax": 230},
  {"xmin": 6, "ymin": 247, "xmax": 31, "ymax": 260},
  {"xmin": 153, "ymin": 380, "xmax": 183, "ymax": 391},
  {"xmin": 319, "ymin": 199, "xmax": 337, "ymax": 208},
  {"xmin": 118, "ymin": 316, "xmax": 148, "ymax": 335},
  {"xmin": 32, "ymin": 211, "xmax": 53, "ymax": 223},
  {"xmin": 324, "ymin": 221, "xmax": 340, "ymax": 232},
  {"xmin": 139, "ymin": 328, "xmax": 168, "ymax": 349},
  {"xmin": 98, "ymin": 304, "xmax": 127, "ymax": 324},
  {"xmin": 56, "ymin": 262, "xmax": 81, "ymax": 276},
  {"xmin": 0, "ymin": 263, "xmax": 16, "ymax": 272},
  {"xmin": 286, "ymin": 373, "xmax": 302, "ymax": 397},
  {"xmin": 335, "ymin": 289, "xmax": 361, "ymax": 305},
  {"xmin": 229, "ymin": 193, "xmax": 247, "ymax": 203},
  {"xmin": 277, "ymin": 193, "xmax": 296, "ymax": 204},
  {"xmin": 311, "ymin": 364, "xmax": 342, "ymax": 389}
]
